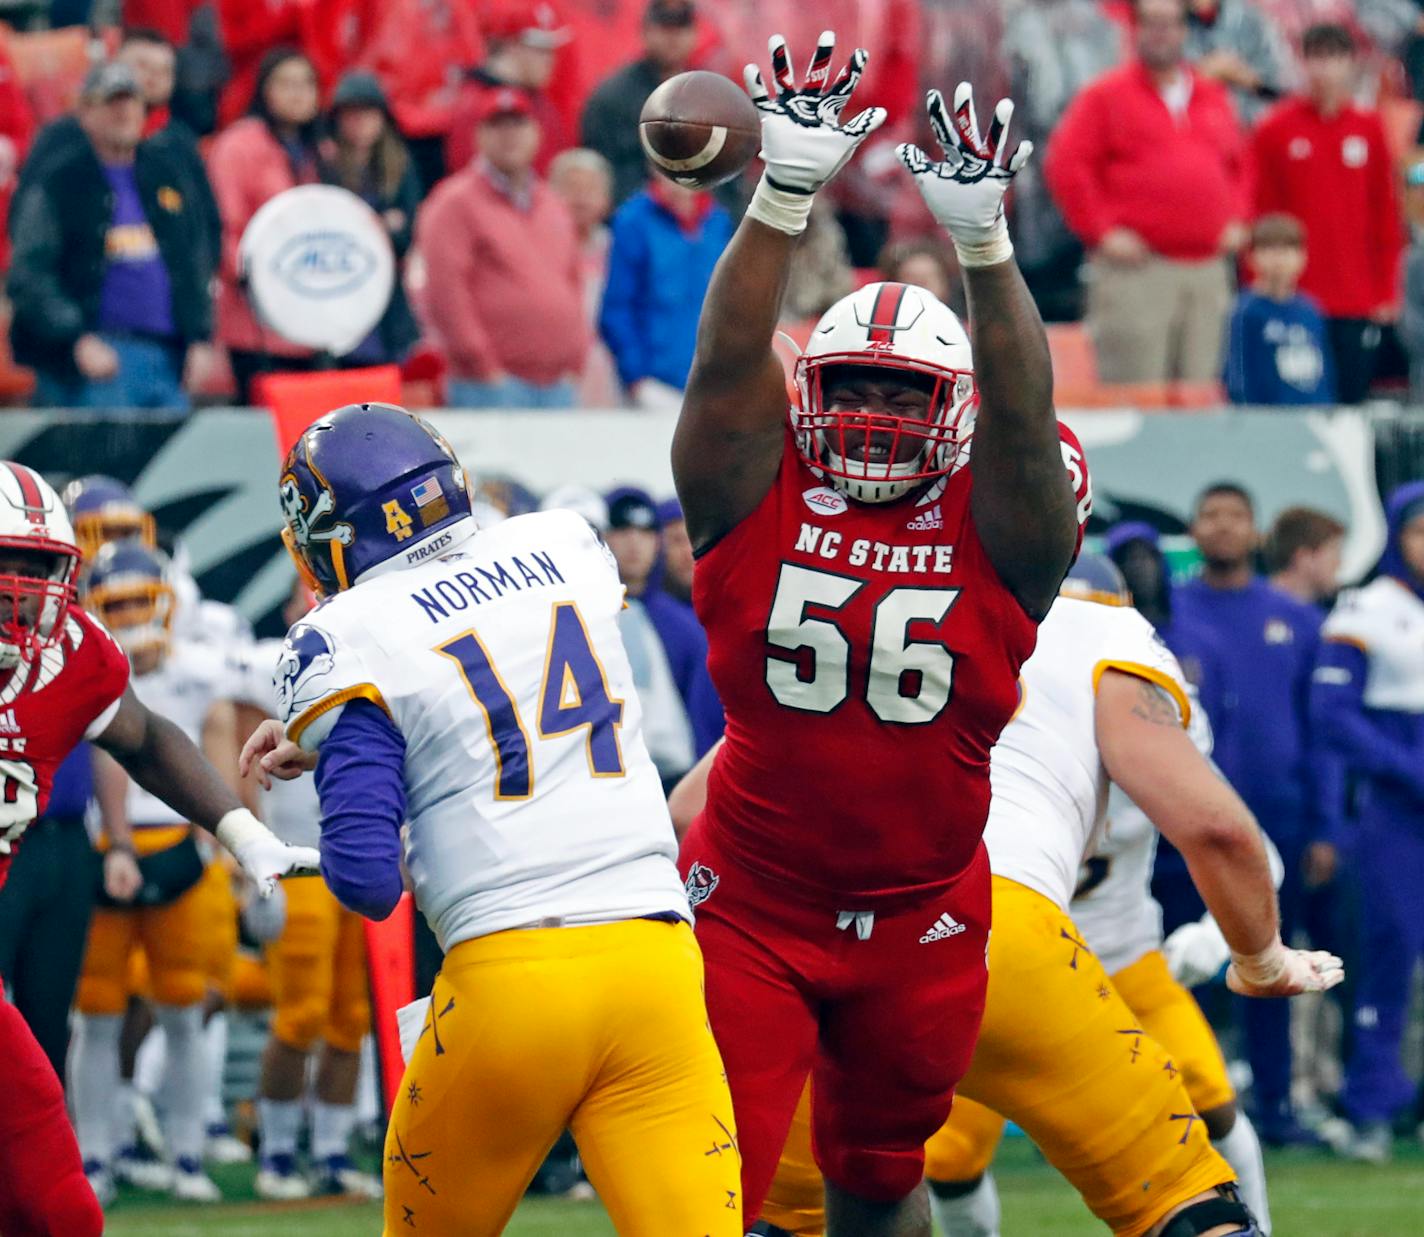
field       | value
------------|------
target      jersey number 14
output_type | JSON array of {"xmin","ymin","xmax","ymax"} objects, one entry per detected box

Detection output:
[{"xmin": 436, "ymin": 601, "xmax": 625, "ymax": 800}]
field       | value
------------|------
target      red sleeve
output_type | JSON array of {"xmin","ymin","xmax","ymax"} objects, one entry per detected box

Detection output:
[
  {"xmin": 1248, "ymin": 113, "xmax": 1286, "ymax": 218},
  {"xmin": 1044, "ymin": 83, "xmax": 1113, "ymax": 249},
  {"xmin": 1366, "ymin": 118, "xmax": 1405, "ymax": 311}
]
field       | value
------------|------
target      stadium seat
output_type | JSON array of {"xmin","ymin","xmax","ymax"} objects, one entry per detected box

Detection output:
[
  {"xmin": 1, "ymin": 25, "xmax": 110, "ymax": 126},
  {"xmin": 254, "ymin": 364, "xmax": 404, "ymax": 452}
]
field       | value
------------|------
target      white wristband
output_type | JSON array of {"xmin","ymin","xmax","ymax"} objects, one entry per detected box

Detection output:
[
  {"xmin": 1229, "ymin": 938, "xmax": 1288, "ymax": 986},
  {"xmin": 746, "ymin": 174, "xmax": 815, "ymax": 236},
  {"xmin": 952, "ymin": 217, "xmax": 1014, "ymax": 269},
  {"xmin": 214, "ymin": 807, "xmax": 269, "ymax": 855}
]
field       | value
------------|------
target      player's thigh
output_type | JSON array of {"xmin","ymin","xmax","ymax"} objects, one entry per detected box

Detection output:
[
  {"xmin": 76, "ymin": 907, "xmax": 140, "ymax": 1015},
  {"xmin": 812, "ymin": 846, "xmax": 991, "ymax": 1203},
  {"xmin": 383, "ymin": 924, "xmax": 631, "ymax": 1236},
  {"xmin": 572, "ymin": 920, "xmax": 742, "ymax": 1237},
  {"xmin": 267, "ymin": 875, "xmax": 339, "ymax": 1051},
  {"xmin": 326, "ymin": 901, "xmax": 371, "ymax": 1054},
  {"xmin": 762, "ymin": 1081, "xmax": 827, "ymax": 1237},
  {"xmin": 137, "ymin": 881, "xmax": 209, "ymax": 1008},
  {"xmin": 1114, "ymin": 950, "xmax": 1235, "ymax": 1114},
  {"xmin": 959, "ymin": 881, "xmax": 1233, "ymax": 1237},
  {"xmin": 923, "ymin": 1095, "xmax": 1007, "ymax": 1185}
]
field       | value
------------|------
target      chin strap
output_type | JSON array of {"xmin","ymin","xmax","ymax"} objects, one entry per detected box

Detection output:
[{"xmin": 1157, "ymin": 1187, "xmax": 1261, "ymax": 1237}]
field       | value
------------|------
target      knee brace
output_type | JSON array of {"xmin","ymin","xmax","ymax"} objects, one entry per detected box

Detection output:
[{"xmin": 1158, "ymin": 1186, "xmax": 1263, "ymax": 1237}]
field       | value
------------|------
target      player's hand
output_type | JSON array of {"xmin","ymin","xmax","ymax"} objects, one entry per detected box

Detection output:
[
  {"xmin": 239, "ymin": 876, "xmax": 287, "ymax": 942},
  {"xmin": 231, "ymin": 830, "xmax": 320, "ymax": 899},
  {"xmin": 1098, "ymin": 227, "xmax": 1150, "ymax": 266},
  {"xmin": 103, "ymin": 846, "xmax": 143, "ymax": 903},
  {"xmin": 1163, "ymin": 916, "xmax": 1230, "ymax": 988},
  {"xmin": 896, "ymin": 84, "xmax": 1031, "ymax": 266},
  {"xmin": 744, "ymin": 31, "xmax": 887, "ymax": 195},
  {"xmin": 1226, "ymin": 939, "xmax": 1344, "ymax": 998},
  {"xmin": 239, "ymin": 717, "xmax": 317, "ymax": 789}
]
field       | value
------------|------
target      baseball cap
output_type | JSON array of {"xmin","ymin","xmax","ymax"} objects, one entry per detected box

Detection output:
[
  {"xmin": 330, "ymin": 70, "xmax": 389, "ymax": 112},
  {"xmin": 82, "ymin": 61, "xmax": 141, "ymax": 103},
  {"xmin": 485, "ymin": 0, "xmax": 572, "ymax": 50},
  {"xmin": 605, "ymin": 488, "xmax": 660, "ymax": 532},
  {"xmin": 474, "ymin": 86, "xmax": 536, "ymax": 125},
  {"xmin": 645, "ymin": 0, "xmax": 696, "ymax": 27}
]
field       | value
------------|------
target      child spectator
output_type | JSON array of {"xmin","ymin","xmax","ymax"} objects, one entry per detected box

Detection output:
[
  {"xmin": 207, "ymin": 49, "xmax": 324, "ymax": 402},
  {"xmin": 598, "ymin": 175, "xmax": 732, "ymax": 408},
  {"xmin": 1225, "ymin": 213, "xmax": 1335, "ymax": 406},
  {"xmin": 320, "ymin": 70, "xmax": 422, "ymax": 368}
]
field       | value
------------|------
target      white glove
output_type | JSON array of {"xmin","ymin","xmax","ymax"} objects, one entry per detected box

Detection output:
[
  {"xmin": 896, "ymin": 83, "xmax": 1033, "ymax": 267},
  {"xmin": 215, "ymin": 808, "xmax": 320, "ymax": 898},
  {"xmin": 743, "ymin": 31, "xmax": 886, "ymax": 234},
  {"xmin": 1163, "ymin": 916, "xmax": 1230, "ymax": 988},
  {"xmin": 239, "ymin": 878, "xmax": 287, "ymax": 943},
  {"xmin": 1226, "ymin": 938, "xmax": 1345, "ymax": 998}
]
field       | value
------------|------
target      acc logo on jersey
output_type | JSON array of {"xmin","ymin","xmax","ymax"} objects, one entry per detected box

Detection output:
[
  {"xmin": 684, "ymin": 862, "xmax": 719, "ymax": 907},
  {"xmin": 802, "ymin": 486, "xmax": 847, "ymax": 517},
  {"xmin": 274, "ymin": 623, "xmax": 337, "ymax": 721}
]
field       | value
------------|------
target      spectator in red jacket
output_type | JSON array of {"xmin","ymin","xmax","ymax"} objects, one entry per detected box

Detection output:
[
  {"xmin": 1046, "ymin": 0, "xmax": 1248, "ymax": 383},
  {"xmin": 0, "ymin": 40, "xmax": 34, "ymax": 276},
  {"xmin": 415, "ymin": 87, "xmax": 587, "ymax": 408},
  {"xmin": 1251, "ymin": 23, "xmax": 1404, "ymax": 404},
  {"xmin": 207, "ymin": 49, "xmax": 324, "ymax": 401},
  {"xmin": 446, "ymin": 0, "xmax": 572, "ymax": 177}
]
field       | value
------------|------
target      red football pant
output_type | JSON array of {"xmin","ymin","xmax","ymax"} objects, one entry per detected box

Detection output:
[
  {"xmin": 680, "ymin": 818, "xmax": 991, "ymax": 1219},
  {"xmin": 0, "ymin": 997, "xmax": 103, "ymax": 1236}
]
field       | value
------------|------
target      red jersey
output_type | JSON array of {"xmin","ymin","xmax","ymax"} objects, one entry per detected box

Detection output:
[
  {"xmin": 694, "ymin": 439, "xmax": 1043, "ymax": 909},
  {"xmin": 0, "ymin": 609, "xmax": 129, "ymax": 891}
]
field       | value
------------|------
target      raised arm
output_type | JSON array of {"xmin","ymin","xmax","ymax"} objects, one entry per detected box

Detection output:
[
  {"xmin": 674, "ymin": 32, "xmax": 885, "ymax": 551},
  {"xmin": 898, "ymin": 87, "xmax": 1075, "ymax": 618},
  {"xmin": 1096, "ymin": 669, "xmax": 1342, "ymax": 998}
]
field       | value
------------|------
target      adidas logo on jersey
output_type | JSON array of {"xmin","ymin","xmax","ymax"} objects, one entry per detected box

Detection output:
[
  {"xmin": 906, "ymin": 505, "xmax": 942, "ymax": 531},
  {"xmin": 0, "ymin": 708, "xmax": 18, "ymax": 734},
  {"xmin": 919, "ymin": 912, "xmax": 966, "ymax": 944}
]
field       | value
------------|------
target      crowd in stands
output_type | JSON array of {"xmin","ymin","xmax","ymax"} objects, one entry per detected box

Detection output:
[{"xmin": 2, "ymin": 0, "xmax": 1424, "ymax": 410}]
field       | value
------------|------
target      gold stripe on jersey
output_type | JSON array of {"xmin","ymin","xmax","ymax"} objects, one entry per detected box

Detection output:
[
  {"xmin": 286, "ymin": 682, "xmax": 390, "ymax": 744},
  {"xmin": 1092, "ymin": 659, "xmax": 1192, "ymax": 727}
]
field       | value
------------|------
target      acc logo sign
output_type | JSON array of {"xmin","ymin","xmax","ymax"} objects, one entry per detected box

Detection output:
[
  {"xmin": 802, "ymin": 486, "xmax": 848, "ymax": 516},
  {"xmin": 271, "ymin": 231, "xmax": 379, "ymax": 299},
  {"xmin": 275, "ymin": 622, "xmax": 338, "ymax": 721}
]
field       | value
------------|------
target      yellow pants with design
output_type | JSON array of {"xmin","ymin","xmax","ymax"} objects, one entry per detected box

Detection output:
[
  {"xmin": 267, "ymin": 875, "xmax": 370, "ymax": 1054},
  {"xmin": 383, "ymin": 918, "xmax": 741, "ymax": 1237},
  {"xmin": 194, "ymin": 858, "xmax": 239, "ymax": 1000},
  {"xmin": 78, "ymin": 828, "xmax": 208, "ymax": 1014},
  {"xmin": 764, "ymin": 879, "xmax": 1233, "ymax": 1237}
]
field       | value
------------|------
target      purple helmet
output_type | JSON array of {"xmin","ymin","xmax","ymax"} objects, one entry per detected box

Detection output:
[
  {"xmin": 278, "ymin": 403, "xmax": 476, "ymax": 596},
  {"xmin": 60, "ymin": 474, "xmax": 155, "ymax": 561},
  {"xmin": 1060, "ymin": 551, "xmax": 1130, "ymax": 607}
]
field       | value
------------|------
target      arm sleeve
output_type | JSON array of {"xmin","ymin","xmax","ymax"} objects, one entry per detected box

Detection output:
[
  {"xmin": 6, "ymin": 184, "xmax": 86, "ymax": 344},
  {"xmin": 1043, "ymin": 86, "xmax": 1113, "ymax": 249},
  {"xmin": 314, "ymin": 698, "xmax": 406, "ymax": 920},
  {"xmin": 598, "ymin": 207, "xmax": 648, "ymax": 388},
  {"xmin": 1311, "ymin": 638, "xmax": 1424, "ymax": 798},
  {"xmin": 1368, "ymin": 121, "xmax": 1404, "ymax": 311}
]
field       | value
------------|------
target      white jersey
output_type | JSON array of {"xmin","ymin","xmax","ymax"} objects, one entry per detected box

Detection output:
[
  {"xmin": 1072, "ymin": 692, "xmax": 1213, "ymax": 975},
  {"xmin": 229, "ymin": 637, "xmax": 321, "ymax": 850},
  {"xmin": 127, "ymin": 639, "xmax": 239, "ymax": 828},
  {"xmin": 278, "ymin": 511, "xmax": 688, "ymax": 950},
  {"xmin": 1321, "ymin": 576, "xmax": 1424, "ymax": 711},
  {"xmin": 983, "ymin": 598, "xmax": 1191, "ymax": 910}
]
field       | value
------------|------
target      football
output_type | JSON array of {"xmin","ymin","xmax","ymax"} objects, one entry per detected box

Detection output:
[{"xmin": 638, "ymin": 69, "xmax": 761, "ymax": 190}]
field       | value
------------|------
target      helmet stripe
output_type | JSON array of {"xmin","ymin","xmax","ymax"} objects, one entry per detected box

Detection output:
[
  {"xmin": 4, "ymin": 462, "xmax": 46, "ymax": 517},
  {"xmin": 867, "ymin": 283, "xmax": 908, "ymax": 344}
]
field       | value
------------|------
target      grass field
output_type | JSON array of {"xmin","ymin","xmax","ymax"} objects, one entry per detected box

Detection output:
[{"xmin": 101, "ymin": 1137, "xmax": 1424, "ymax": 1235}]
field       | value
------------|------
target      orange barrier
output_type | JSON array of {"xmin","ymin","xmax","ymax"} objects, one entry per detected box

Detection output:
[
  {"xmin": 363, "ymin": 891, "xmax": 416, "ymax": 1114},
  {"xmin": 255, "ymin": 364, "xmax": 403, "ymax": 454}
]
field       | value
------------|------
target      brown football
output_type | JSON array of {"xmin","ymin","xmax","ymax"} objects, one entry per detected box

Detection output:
[{"xmin": 638, "ymin": 70, "xmax": 761, "ymax": 190}]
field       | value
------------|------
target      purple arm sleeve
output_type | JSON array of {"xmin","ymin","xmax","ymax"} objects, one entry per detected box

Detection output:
[{"xmin": 313, "ymin": 698, "xmax": 407, "ymax": 920}]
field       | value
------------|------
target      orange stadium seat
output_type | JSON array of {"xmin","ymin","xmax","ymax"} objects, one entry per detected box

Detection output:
[{"xmin": 1, "ymin": 26, "xmax": 112, "ymax": 126}]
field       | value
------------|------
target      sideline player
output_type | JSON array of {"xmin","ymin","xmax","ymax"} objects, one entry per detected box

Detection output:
[
  {"xmin": 0, "ymin": 462, "xmax": 316, "ymax": 1237},
  {"xmin": 232, "ymin": 578, "xmax": 380, "ymax": 1201},
  {"xmin": 673, "ymin": 29, "xmax": 1080, "ymax": 1234},
  {"xmin": 674, "ymin": 557, "xmax": 1341, "ymax": 1237},
  {"xmin": 240, "ymin": 403, "xmax": 741, "ymax": 1236}
]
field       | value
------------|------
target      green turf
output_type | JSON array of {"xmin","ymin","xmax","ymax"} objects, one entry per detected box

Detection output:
[{"xmin": 101, "ymin": 1139, "xmax": 1424, "ymax": 1235}]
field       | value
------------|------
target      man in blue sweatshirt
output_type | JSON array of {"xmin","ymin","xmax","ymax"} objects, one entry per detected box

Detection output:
[
  {"xmin": 1312, "ymin": 481, "xmax": 1424, "ymax": 1163},
  {"xmin": 1174, "ymin": 482, "xmax": 1329, "ymax": 1145}
]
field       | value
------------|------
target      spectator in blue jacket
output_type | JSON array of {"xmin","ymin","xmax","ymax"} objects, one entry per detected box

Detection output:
[
  {"xmin": 1175, "ymin": 482, "xmax": 1332, "ymax": 1146},
  {"xmin": 1312, "ymin": 481, "xmax": 1424, "ymax": 1164},
  {"xmin": 602, "ymin": 487, "xmax": 722, "ymax": 787},
  {"xmin": 598, "ymin": 176, "xmax": 733, "ymax": 409},
  {"xmin": 1225, "ymin": 214, "xmax": 1335, "ymax": 406}
]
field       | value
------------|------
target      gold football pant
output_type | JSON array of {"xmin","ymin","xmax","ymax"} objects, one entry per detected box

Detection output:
[
  {"xmin": 267, "ymin": 875, "xmax": 370, "ymax": 1053},
  {"xmin": 383, "ymin": 917, "xmax": 741, "ymax": 1237}
]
